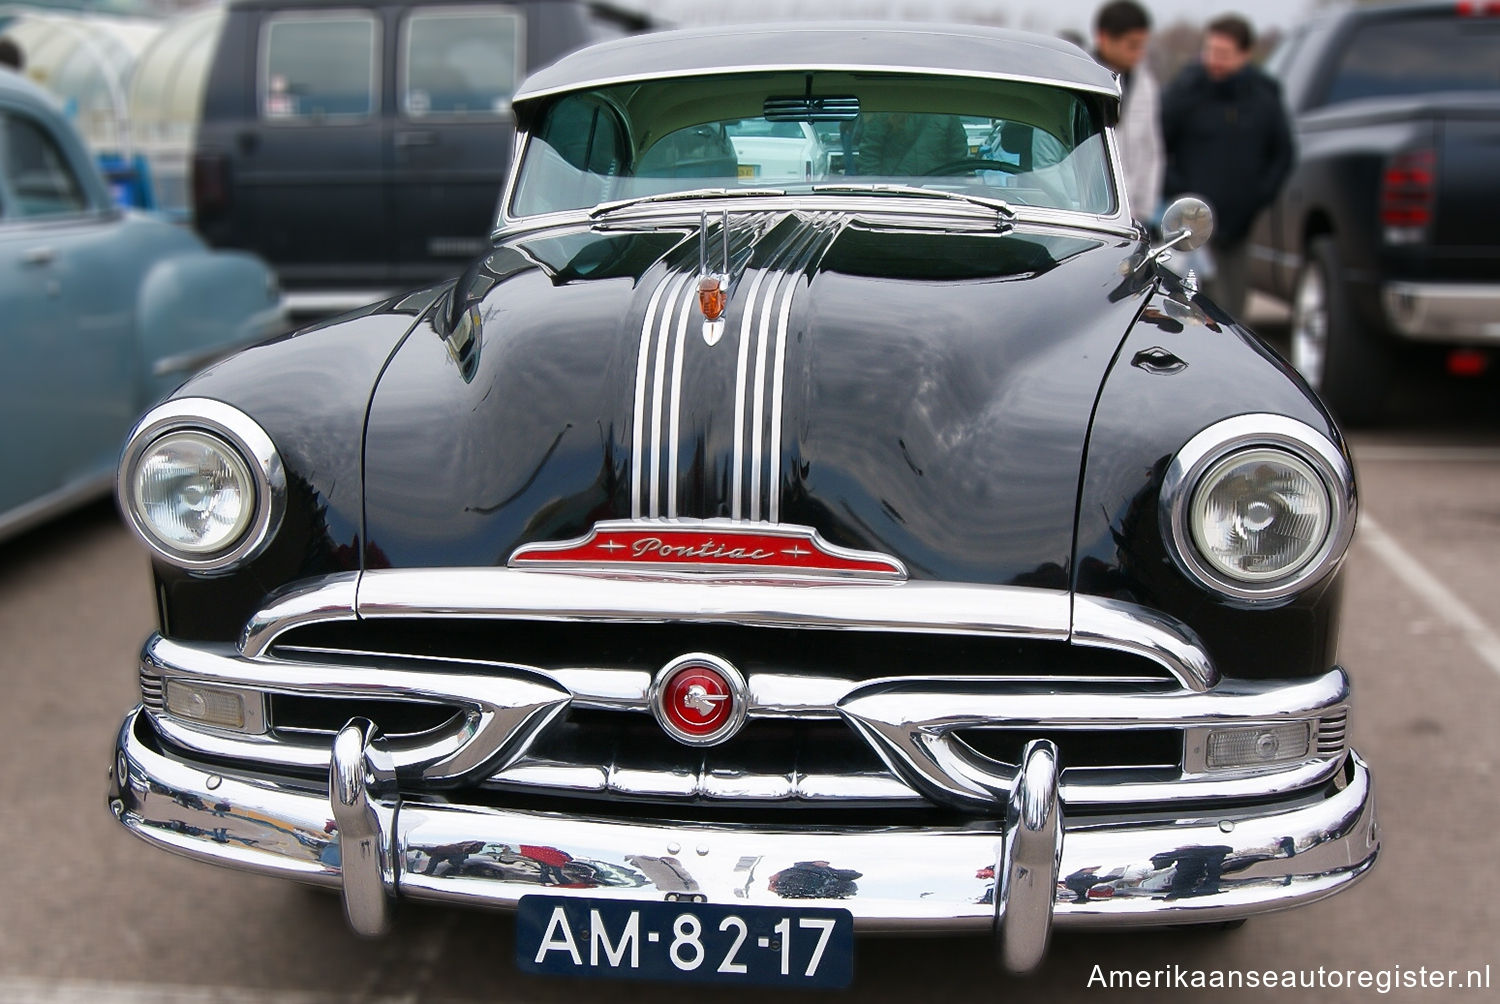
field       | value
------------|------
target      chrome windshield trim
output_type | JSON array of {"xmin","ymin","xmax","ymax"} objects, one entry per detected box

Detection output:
[{"xmin": 512, "ymin": 62, "xmax": 1122, "ymax": 107}]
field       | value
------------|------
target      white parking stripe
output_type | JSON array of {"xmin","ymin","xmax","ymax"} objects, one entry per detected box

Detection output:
[
  {"xmin": 1359, "ymin": 513, "xmax": 1500, "ymax": 679},
  {"xmin": 1354, "ymin": 445, "xmax": 1500, "ymax": 463}
]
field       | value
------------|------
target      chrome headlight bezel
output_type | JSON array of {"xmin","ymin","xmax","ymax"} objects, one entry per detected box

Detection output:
[
  {"xmin": 117, "ymin": 398, "xmax": 286, "ymax": 572},
  {"xmin": 1160, "ymin": 414, "xmax": 1356, "ymax": 604}
]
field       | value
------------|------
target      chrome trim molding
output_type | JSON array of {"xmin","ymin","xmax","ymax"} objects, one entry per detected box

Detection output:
[
  {"xmin": 116, "ymin": 397, "xmax": 288, "ymax": 573},
  {"xmin": 356, "ymin": 569, "xmax": 1073, "ymax": 641},
  {"xmin": 1073, "ymin": 595, "xmax": 1217, "ymax": 692},
  {"xmin": 996, "ymin": 740, "xmax": 1062, "ymax": 974},
  {"xmin": 1159, "ymin": 414, "xmax": 1357, "ymax": 604},
  {"xmin": 146, "ymin": 635, "xmax": 568, "ymax": 783},
  {"xmin": 111, "ymin": 709, "xmax": 1380, "ymax": 935},
  {"xmin": 241, "ymin": 573, "xmax": 359, "ymax": 657}
]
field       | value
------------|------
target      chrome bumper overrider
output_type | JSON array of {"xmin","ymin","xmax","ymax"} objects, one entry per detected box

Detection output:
[{"xmin": 111, "ymin": 708, "xmax": 1378, "ymax": 971}]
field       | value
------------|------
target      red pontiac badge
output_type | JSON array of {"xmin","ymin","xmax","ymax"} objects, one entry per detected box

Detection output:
[
  {"xmin": 508, "ymin": 520, "xmax": 907, "ymax": 580},
  {"xmin": 651, "ymin": 654, "xmax": 747, "ymax": 746}
]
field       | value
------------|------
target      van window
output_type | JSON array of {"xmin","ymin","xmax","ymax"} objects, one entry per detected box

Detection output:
[
  {"xmin": 262, "ymin": 14, "xmax": 378, "ymax": 120},
  {"xmin": 0, "ymin": 112, "xmax": 89, "ymax": 217},
  {"xmin": 402, "ymin": 7, "xmax": 524, "ymax": 118}
]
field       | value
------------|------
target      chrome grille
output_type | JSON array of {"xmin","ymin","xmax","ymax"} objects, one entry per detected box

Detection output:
[
  {"xmin": 139, "ymin": 668, "xmax": 165, "ymax": 712},
  {"xmin": 1317, "ymin": 711, "xmax": 1348, "ymax": 757},
  {"xmin": 489, "ymin": 709, "xmax": 920, "ymax": 806}
]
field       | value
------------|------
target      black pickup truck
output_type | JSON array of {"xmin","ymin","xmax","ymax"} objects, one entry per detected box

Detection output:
[{"xmin": 1250, "ymin": 1, "xmax": 1500, "ymax": 422}]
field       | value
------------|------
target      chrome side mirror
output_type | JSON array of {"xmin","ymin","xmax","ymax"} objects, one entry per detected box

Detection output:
[{"xmin": 1161, "ymin": 197, "xmax": 1214, "ymax": 252}]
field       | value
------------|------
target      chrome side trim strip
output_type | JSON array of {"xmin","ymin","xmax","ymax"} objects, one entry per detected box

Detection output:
[
  {"xmin": 630, "ymin": 268, "xmax": 677, "ymax": 520},
  {"xmin": 663, "ymin": 269, "xmax": 697, "ymax": 518},
  {"xmin": 648, "ymin": 272, "xmax": 695, "ymax": 518}
]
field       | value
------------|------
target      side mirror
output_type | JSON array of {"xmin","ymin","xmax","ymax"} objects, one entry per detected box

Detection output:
[{"xmin": 1161, "ymin": 197, "xmax": 1214, "ymax": 252}]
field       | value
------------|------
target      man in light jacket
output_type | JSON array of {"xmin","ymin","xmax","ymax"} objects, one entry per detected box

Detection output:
[{"xmin": 1093, "ymin": 1, "xmax": 1163, "ymax": 223}]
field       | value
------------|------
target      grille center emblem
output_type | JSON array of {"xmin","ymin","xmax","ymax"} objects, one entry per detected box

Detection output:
[{"xmin": 651, "ymin": 653, "xmax": 746, "ymax": 746}]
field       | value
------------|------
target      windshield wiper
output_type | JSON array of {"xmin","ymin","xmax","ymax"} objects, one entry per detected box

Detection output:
[
  {"xmin": 810, "ymin": 184, "xmax": 1016, "ymax": 219},
  {"xmin": 590, "ymin": 188, "xmax": 787, "ymax": 218}
]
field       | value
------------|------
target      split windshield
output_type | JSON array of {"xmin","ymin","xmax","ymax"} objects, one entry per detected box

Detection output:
[{"xmin": 510, "ymin": 71, "xmax": 1118, "ymax": 218}]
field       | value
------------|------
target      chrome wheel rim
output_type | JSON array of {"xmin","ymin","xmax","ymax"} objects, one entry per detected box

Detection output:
[{"xmin": 1292, "ymin": 263, "xmax": 1328, "ymax": 389}]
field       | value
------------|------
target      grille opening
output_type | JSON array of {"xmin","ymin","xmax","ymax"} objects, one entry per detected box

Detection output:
[
  {"xmin": 956, "ymin": 729, "xmax": 1182, "ymax": 770},
  {"xmin": 274, "ymin": 618, "xmax": 1174, "ymax": 683},
  {"xmin": 270, "ymin": 694, "xmax": 461, "ymax": 739},
  {"xmin": 528, "ymin": 707, "xmax": 888, "ymax": 775}
]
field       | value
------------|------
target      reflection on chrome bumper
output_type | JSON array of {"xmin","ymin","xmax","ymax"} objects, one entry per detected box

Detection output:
[
  {"xmin": 110, "ymin": 708, "xmax": 1378, "ymax": 967},
  {"xmin": 1384, "ymin": 281, "xmax": 1500, "ymax": 342}
]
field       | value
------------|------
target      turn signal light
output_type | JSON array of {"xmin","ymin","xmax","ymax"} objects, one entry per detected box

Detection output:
[
  {"xmin": 1205, "ymin": 722, "xmax": 1312, "ymax": 770},
  {"xmin": 165, "ymin": 680, "xmax": 256, "ymax": 732}
]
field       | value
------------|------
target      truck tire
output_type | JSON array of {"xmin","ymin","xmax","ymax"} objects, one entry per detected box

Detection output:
[{"xmin": 1291, "ymin": 237, "xmax": 1391, "ymax": 425}]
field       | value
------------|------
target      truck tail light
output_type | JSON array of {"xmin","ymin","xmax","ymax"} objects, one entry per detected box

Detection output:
[
  {"xmin": 192, "ymin": 151, "xmax": 230, "ymax": 224},
  {"xmin": 1457, "ymin": 1, "xmax": 1500, "ymax": 16},
  {"xmin": 1381, "ymin": 148, "xmax": 1435, "ymax": 243}
]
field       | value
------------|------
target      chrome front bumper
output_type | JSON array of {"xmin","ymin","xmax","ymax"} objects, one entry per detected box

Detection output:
[
  {"xmin": 1383, "ymin": 281, "xmax": 1500, "ymax": 343},
  {"xmin": 111, "ymin": 707, "xmax": 1378, "ymax": 970}
]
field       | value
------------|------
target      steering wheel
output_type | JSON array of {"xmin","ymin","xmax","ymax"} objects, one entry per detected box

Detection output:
[{"xmin": 920, "ymin": 157, "xmax": 1023, "ymax": 176}]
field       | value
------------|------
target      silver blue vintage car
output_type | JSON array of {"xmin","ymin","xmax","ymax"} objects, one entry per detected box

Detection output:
[{"xmin": 0, "ymin": 70, "xmax": 284, "ymax": 542}]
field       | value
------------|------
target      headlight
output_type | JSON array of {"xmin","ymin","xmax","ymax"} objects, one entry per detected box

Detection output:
[
  {"xmin": 131, "ymin": 431, "xmax": 254, "ymax": 554},
  {"xmin": 1161, "ymin": 415, "xmax": 1355, "ymax": 602},
  {"xmin": 118, "ymin": 399, "xmax": 285, "ymax": 571}
]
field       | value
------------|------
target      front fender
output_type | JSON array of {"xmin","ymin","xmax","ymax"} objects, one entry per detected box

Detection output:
[{"xmin": 137, "ymin": 250, "xmax": 286, "ymax": 403}]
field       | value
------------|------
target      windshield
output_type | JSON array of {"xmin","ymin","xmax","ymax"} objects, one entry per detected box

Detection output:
[{"xmin": 510, "ymin": 71, "xmax": 1118, "ymax": 219}]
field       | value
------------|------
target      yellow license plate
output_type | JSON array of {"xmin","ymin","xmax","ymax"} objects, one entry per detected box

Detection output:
[{"xmin": 738, "ymin": 164, "xmax": 758, "ymax": 179}]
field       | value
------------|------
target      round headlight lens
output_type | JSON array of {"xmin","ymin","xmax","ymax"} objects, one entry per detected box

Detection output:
[
  {"xmin": 1189, "ymin": 448, "xmax": 1331, "ymax": 583},
  {"xmin": 130, "ymin": 431, "xmax": 255, "ymax": 556}
]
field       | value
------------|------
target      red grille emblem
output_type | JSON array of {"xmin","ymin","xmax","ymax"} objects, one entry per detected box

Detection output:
[{"xmin": 651, "ymin": 654, "xmax": 746, "ymax": 746}]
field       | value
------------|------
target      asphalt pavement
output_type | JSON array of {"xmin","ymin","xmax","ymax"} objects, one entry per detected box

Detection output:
[{"xmin": 1, "ymin": 303, "xmax": 1497, "ymax": 1002}]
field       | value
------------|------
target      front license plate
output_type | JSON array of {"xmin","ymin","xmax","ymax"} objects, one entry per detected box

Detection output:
[
  {"xmin": 516, "ymin": 895, "xmax": 854, "ymax": 988},
  {"xmin": 738, "ymin": 164, "xmax": 759, "ymax": 179}
]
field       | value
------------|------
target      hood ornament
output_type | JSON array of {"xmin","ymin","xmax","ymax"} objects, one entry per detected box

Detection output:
[{"xmin": 699, "ymin": 210, "xmax": 730, "ymax": 345}]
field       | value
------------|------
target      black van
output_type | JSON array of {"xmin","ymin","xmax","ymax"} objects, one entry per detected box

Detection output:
[{"xmin": 192, "ymin": 0, "xmax": 648, "ymax": 315}]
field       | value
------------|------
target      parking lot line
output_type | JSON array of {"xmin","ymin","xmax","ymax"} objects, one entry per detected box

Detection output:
[{"xmin": 1358, "ymin": 513, "xmax": 1500, "ymax": 679}]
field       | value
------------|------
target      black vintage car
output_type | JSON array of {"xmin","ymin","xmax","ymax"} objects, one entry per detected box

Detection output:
[
  {"xmin": 1251, "ymin": 1, "xmax": 1500, "ymax": 422},
  {"xmin": 109, "ymin": 24, "xmax": 1378, "ymax": 982}
]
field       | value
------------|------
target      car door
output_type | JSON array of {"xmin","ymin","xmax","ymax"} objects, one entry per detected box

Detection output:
[
  {"xmin": 239, "ymin": 7, "xmax": 391, "ymax": 290},
  {"xmin": 0, "ymin": 105, "xmax": 137, "ymax": 521},
  {"xmin": 388, "ymin": 4, "xmax": 523, "ymax": 286}
]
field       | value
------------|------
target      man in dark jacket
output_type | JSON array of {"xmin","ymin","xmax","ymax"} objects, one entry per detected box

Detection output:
[{"xmin": 1161, "ymin": 14, "xmax": 1293, "ymax": 316}]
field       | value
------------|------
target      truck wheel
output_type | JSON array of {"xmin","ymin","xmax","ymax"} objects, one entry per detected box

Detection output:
[{"xmin": 1291, "ymin": 237, "xmax": 1391, "ymax": 425}]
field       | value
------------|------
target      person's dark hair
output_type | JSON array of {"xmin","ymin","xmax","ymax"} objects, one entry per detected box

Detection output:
[
  {"xmin": 1095, "ymin": 1, "xmax": 1151, "ymax": 38},
  {"xmin": 0, "ymin": 37, "xmax": 24, "ymax": 72},
  {"xmin": 1206, "ymin": 14, "xmax": 1254, "ymax": 52}
]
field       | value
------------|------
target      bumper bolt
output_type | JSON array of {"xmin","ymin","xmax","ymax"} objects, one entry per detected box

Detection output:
[
  {"xmin": 1219, "ymin": 820, "xmax": 1235, "ymax": 833},
  {"xmin": 206, "ymin": 775, "xmax": 222, "ymax": 791}
]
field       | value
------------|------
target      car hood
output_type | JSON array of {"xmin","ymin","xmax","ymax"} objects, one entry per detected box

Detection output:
[{"xmin": 362, "ymin": 211, "xmax": 1151, "ymax": 585}]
